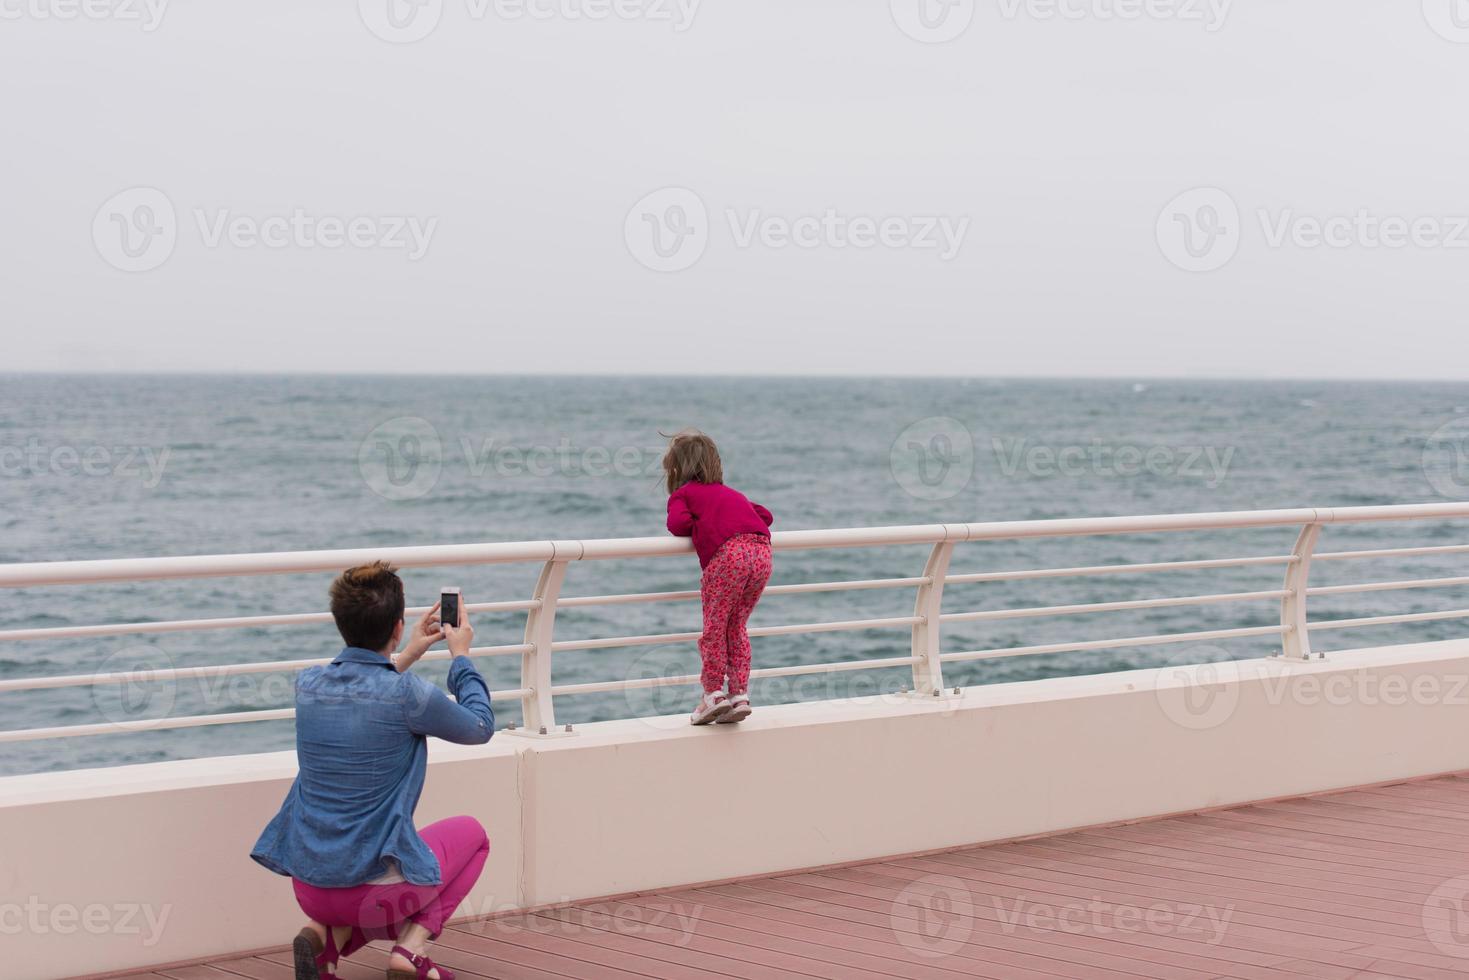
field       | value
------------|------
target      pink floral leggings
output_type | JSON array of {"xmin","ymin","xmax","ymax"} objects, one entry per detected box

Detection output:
[{"xmin": 699, "ymin": 533, "xmax": 773, "ymax": 694}]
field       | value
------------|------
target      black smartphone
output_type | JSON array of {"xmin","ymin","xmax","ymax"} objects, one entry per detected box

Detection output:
[{"xmin": 441, "ymin": 587, "xmax": 461, "ymax": 630}]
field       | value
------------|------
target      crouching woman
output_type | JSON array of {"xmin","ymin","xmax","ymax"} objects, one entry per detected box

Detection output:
[{"xmin": 251, "ymin": 562, "xmax": 493, "ymax": 980}]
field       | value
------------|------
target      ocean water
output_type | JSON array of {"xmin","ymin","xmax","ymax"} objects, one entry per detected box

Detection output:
[{"xmin": 2, "ymin": 375, "xmax": 1468, "ymax": 777}]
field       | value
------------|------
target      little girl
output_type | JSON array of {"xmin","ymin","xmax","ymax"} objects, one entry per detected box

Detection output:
[{"xmin": 663, "ymin": 431, "xmax": 774, "ymax": 725}]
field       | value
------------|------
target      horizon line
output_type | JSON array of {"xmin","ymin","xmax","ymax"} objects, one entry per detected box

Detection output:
[{"xmin": 3, "ymin": 370, "xmax": 1469, "ymax": 384}]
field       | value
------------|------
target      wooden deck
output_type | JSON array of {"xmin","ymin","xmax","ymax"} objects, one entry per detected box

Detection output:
[{"xmin": 118, "ymin": 775, "xmax": 1469, "ymax": 980}]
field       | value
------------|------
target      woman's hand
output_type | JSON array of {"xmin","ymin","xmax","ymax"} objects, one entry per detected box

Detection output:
[
  {"xmin": 396, "ymin": 602, "xmax": 443, "ymax": 672},
  {"xmin": 444, "ymin": 606, "xmax": 475, "ymax": 659}
]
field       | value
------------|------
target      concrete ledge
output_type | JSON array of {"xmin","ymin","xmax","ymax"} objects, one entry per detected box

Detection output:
[{"xmin": 5, "ymin": 638, "xmax": 1469, "ymax": 979}]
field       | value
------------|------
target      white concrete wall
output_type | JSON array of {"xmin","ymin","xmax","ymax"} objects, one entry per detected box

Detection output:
[{"xmin": 5, "ymin": 639, "xmax": 1469, "ymax": 980}]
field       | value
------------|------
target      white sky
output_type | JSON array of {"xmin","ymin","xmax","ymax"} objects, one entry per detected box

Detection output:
[{"xmin": 2, "ymin": 0, "xmax": 1467, "ymax": 378}]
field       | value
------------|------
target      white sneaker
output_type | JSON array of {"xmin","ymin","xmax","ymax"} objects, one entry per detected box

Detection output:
[
  {"xmin": 718, "ymin": 693, "xmax": 752, "ymax": 724},
  {"xmin": 690, "ymin": 691, "xmax": 731, "ymax": 725}
]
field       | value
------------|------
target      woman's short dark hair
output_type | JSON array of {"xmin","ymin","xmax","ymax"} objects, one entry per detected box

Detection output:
[{"xmin": 329, "ymin": 561, "xmax": 406, "ymax": 652}]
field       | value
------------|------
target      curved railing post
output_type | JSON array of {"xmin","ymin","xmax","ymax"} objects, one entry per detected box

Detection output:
[
  {"xmin": 1280, "ymin": 522, "xmax": 1323, "ymax": 661},
  {"xmin": 911, "ymin": 539, "xmax": 956, "ymax": 696},
  {"xmin": 521, "ymin": 559, "xmax": 568, "ymax": 732}
]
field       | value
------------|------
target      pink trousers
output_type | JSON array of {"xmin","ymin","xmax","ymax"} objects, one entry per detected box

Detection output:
[
  {"xmin": 699, "ymin": 534, "xmax": 773, "ymax": 694},
  {"xmin": 292, "ymin": 816, "xmax": 488, "ymax": 945}
]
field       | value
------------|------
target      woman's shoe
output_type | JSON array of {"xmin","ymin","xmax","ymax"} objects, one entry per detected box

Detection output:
[
  {"xmin": 690, "ymin": 691, "xmax": 731, "ymax": 725},
  {"xmin": 292, "ymin": 925, "xmax": 339, "ymax": 980},
  {"xmin": 717, "ymin": 692, "xmax": 752, "ymax": 724},
  {"xmin": 387, "ymin": 944, "xmax": 455, "ymax": 980}
]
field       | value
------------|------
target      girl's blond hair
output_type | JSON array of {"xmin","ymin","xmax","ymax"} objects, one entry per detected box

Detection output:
[{"xmin": 662, "ymin": 430, "xmax": 724, "ymax": 494}]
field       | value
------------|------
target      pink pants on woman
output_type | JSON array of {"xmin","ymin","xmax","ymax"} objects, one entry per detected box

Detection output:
[
  {"xmin": 292, "ymin": 816, "xmax": 488, "ymax": 948},
  {"xmin": 699, "ymin": 533, "xmax": 773, "ymax": 694}
]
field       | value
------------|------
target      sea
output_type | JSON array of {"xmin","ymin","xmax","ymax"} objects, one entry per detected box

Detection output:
[{"xmin": 2, "ymin": 375, "xmax": 1468, "ymax": 777}]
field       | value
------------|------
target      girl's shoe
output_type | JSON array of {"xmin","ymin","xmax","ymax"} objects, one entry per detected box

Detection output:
[
  {"xmin": 388, "ymin": 944, "xmax": 455, "ymax": 980},
  {"xmin": 292, "ymin": 925, "xmax": 339, "ymax": 980},
  {"xmin": 717, "ymin": 693, "xmax": 752, "ymax": 724},
  {"xmin": 690, "ymin": 691, "xmax": 732, "ymax": 725}
]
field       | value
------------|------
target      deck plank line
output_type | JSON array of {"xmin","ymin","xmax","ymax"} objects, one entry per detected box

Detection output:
[
  {"xmin": 1011, "ymin": 832, "xmax": 1442, "ymax": 903},
  {"xmin": 677, "ymin": 886, "xmax": 1149, "ymax": 980},
  {"xmin": 711, "ymin": 879, "xmax": 1215, "ymax": 980},
  {"xmin": 601, "ymin": 894, "xmax": 1076, "ymax": 980},
  {"xmin": 911, "ymin": 846, "xmax": 1431, "ymax": 927}
]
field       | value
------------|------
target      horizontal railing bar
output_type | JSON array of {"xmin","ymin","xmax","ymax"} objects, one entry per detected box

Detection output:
[
  {"xmin": 0, "ymin": 600, "xmax": 538, "ymax": 645},
  {"xmin": 939, "ymin": 590, "xmax": 1289, "ymax": 625},
  {"xmin": 0, "ymin": 644, "xmax": 532, "ymax": 694},
  {"xmin": 550, "ymin": 616, "xmax": 923, "ymax": 653},
  {"xmin": 939, "ymin": 624, "xmax": 1288, "ymax": 664},
  {"xmin": 0, "ymin": 687, "xmax": 532, "ymax": 743},
  {"xmin": 945, "ymin": 555, "xmax": 1296, "ymax": 585},
  {"xmin": 0, "ymin": 708, "xmax": 300, "ymax": 744},
  {"xmin": 6, "ymin": 504, "xmax": 1468, "ymax": 588},
  {"xmin": 1307, "ymin": 576, "xmax": 1469, "ymax": 597},
  {"xmin": 1308, "ymin": 609, "xmax": 1469, "ymax": 631},
  {"xmin": 549, "ymin": 656, "xmax": 922, "ymax": 697},
  {"xmin": 556, "ymin": 576, "xmax": 931, "ymax": 609},
  {"xmin": 1315, "ymin": 544, "xmax": 1469, "ymax": 561}
]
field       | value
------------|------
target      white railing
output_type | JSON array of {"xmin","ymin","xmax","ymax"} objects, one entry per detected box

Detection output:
[{"xmin": 3, "ymin": 503, "xmax": 1469, "ymax": 745}]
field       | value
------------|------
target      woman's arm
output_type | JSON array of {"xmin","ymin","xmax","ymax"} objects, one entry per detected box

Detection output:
[
  {"xmin": 403, "ymin": 613, "xmax": 494, "ymax": 744},
  {"xmin": 404, "ymin": 672, "xmax": 494, "ymax": 744},
  {"xmin": 752, "ymin": 502, "xmax": 774, "ymax": 527},
  {"xmin": 667, "ymin": 491, "xmax": 694, "ymax": 536}
]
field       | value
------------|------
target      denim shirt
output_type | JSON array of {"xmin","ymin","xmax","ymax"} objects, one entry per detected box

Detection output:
[{"xmin": 250, "ymin": 647, "xmax": 494, "ymax": 888}]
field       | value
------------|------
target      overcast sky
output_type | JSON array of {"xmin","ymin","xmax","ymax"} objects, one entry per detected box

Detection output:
[{"xmin": 2, "ymin": 1, "xmax": 1467, "ymax": 378}]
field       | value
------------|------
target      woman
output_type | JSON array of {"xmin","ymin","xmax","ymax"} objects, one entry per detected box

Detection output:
[{"xmin": 251, "ymin": 562, "xmax": 494, "ymax": 980}]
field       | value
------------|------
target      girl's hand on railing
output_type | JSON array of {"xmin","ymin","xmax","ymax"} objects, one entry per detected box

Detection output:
[
  {"xmin": 444, "ymin": 607, "xmax": 475, "ymax": 659},
  {"xmin": 397, "ymin": 601, "xmax": 444, "ymax": 672}
]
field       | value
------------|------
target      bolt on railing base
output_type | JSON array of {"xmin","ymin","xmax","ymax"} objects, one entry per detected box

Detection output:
[
  {"xmin": 501, "ymin": 723, "xmax": 578, "ymax": 740},
  {"xmin": 1270, "ymin": 650, "xmax": 1329, "ymax": 663},
  {"xmin": 895, "ymin": 686, "xmax": 966, "ymax": 704}
]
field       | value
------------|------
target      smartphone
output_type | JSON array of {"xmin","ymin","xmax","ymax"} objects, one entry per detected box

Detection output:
[{"xmin": 441, "ymin": 587, "xmax": 461, "ymax": 630}]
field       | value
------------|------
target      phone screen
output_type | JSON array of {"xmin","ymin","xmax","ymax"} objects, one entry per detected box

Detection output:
[{"xmin": 441, "ymin": 592, "xmax": 460, "ymax": 629}]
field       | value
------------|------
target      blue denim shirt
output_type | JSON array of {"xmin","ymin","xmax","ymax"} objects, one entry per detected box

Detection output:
[{"xmin": 250, "ymin": 647, "xmax": 494, "ymax": 888}]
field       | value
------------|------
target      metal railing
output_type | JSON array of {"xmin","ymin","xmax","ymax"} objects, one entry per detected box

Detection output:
[{"xmin": 3, "ymin": 503, "xmax": 1469, "ymax": 745}]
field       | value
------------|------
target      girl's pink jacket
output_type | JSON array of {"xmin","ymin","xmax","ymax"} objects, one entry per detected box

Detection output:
[{"xmin": 666, "ymin": 481, "xmax": 774, "ymax": 568}]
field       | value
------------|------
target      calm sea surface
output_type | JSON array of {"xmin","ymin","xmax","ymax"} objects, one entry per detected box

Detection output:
[{"xmin": 2, "ymin": 375, "xmax": 1468, "ymax": 776}]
